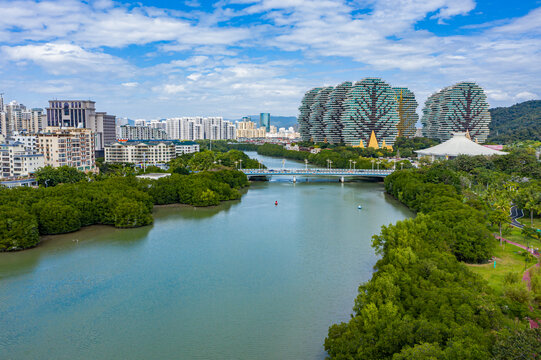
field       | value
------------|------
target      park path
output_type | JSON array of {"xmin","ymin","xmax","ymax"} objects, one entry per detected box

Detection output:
[{"xmin": 495, "ymin": 235, "xmax": 539, "ymax": 329}]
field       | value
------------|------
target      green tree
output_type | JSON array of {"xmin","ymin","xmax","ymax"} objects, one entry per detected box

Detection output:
[
  {"xmin": 0, "ymin": 206, "xmax": 39, "ymax": 251},
  {"xmin": 35, "ymin": 165, "xmax": 87, "ymax": 187},
  {"xmin": 113, "ymin": 198, "xmax": 153, "ymax": 228},
  {"xmin": 33, "ymin": 200, "xmax": 81, "ymax": 235}
]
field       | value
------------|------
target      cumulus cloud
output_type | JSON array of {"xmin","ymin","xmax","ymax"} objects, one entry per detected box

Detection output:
[{"xmin": 0, "ymin": 0, "xmax": 539, "ymax": 118}]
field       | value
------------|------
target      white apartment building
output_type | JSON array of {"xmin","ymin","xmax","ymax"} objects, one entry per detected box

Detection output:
[
  {"xmin": 166, "ymin": 117, "xmax": 235, "ymax": 141},
  {"xmin": 12, "ymin": 133, "xmax": 38, "ymax": 152},
  {"xmin": 236, "ymin": 120, "xmax": 266, "ymax": 138},
  {"xmin": 119, "ymin": 125, "xmax": 168, "ymax": 140},
  {"xmin": 37, "ymin": 127, "xmax": 95, "ymax": 172},
  {"xmin": 105, "ymin": 140, "xmax": 199, "ymax": 165},
  {"xmin": 265, "ymin": 126, "xmax": 300, "ymax": 139},
  {"xmin": 0, "ymin": 142, "xmax": 45, "ymax": 178},
  {"xmin": 150, "ymin": 119, "xmax": 166, "ymax": 130},
  {"xmin": 134, "ymin": 119, "xmax": 146, "ymax": 127},
  {"xmin": 0, "ymin": 111, "xmax": 6, "ymax": 136}
]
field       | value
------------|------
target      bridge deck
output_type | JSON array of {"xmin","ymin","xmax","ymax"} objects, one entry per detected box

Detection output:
[{"xmin": 240, "ymin": 168, "xmax": 393, "ymax": 177}]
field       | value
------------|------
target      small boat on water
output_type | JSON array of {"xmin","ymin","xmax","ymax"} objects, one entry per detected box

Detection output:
[{"xmin": 358, "ymin": 205, "xmax": 362, "ymax": 209}]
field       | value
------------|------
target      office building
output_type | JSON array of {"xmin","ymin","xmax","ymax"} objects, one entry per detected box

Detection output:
[
  {"xmin": 37, "ymin": 127, "xmax": 95, "ymax": 171},
  {"xmin": 46, "ymin": 100, "xmax": 116, "ymax": 153},
  {"xmin": 421, "ymin": 82, "xmax": 491, "ymax": 143},
  {"xmin": 0, "ymin": 141, "xmax": 44, "ymax": 178},
  {"xmin": 259, "ymin": 113, "xmax": 271, "ymax": 132}
]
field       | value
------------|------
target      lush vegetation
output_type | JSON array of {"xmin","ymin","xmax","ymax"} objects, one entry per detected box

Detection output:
[
  {"xmin": 256, "ymin": 143, "xmax": 413, "ymax": 170},
  {"xmin": 197, "ymin": 140, "xmax": 259, "ymax": 152},
  {"xmin": 488, "ymin": 100, "xmax": 541, "ymax": 143},
  {"xmin": 325, "ymin": 150, "xmax": 541, "ymax": 359},
  {"xmin": 0, "ymin": 166, "xmax": 249, "ymax": 251},
  {"xmin": 169, "ymin": 149, "xmax": 263, "ymax": 172}
]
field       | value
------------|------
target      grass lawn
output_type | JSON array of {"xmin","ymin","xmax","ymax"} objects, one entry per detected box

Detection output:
[
  {"xmin": 519, "ymin": 211, "xmax": 541, "ymax": 230},
  {"xmin": 500, "ymin": 226, "xmax": 541, "ymax": 250},
  {"xmin": 467, "ymin": 242, "xmax": 534, "ymax": 295}
]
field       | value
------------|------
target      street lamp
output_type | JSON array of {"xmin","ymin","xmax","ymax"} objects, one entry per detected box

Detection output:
[
  {"xmin": 329, "ymin": 160, "xmax": 333, "ymax": 169},
  {"xmin": 327, "ymin": 159, "xmax": 330, "ymax": 169},
  {"xmin": 234, "ymin": 160, "xmax": 238, "ymax": 169},
  {"xmin": 377, "ymin": 160, "xmax": 380, "ymax": 171},
  {"xmin": 304, "ymin": 158, "xmax": 308, "ymax": 170},
  {"xmin": 353, "ymin": 161, "xmax": 356, "ymax": 170},
  {"xmin": 349, "ymin": 159, "xmax": 352, "ymax": 169},
  {"xmin": 239, "ymin": 159, "xmax": 242, "ymax": 169},
  {"xmin": 371, "ymin": 159, "xmax": 375, "ymax": 170}
]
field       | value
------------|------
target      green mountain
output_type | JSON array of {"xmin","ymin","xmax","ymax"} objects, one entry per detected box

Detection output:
[{"xmin": 488, "ymin": 100, "xmax": 541, "ymax": 143}]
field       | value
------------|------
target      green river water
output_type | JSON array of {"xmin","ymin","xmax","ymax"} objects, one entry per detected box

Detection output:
[{"xmin": 0, "ymin": 153, "xmax": 412, "ymax": 359}]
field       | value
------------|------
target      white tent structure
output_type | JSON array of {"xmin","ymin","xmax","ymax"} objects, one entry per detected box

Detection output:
[{"xmin": 416, "ymin": 132, "xmax": 507, "ymax": 160}]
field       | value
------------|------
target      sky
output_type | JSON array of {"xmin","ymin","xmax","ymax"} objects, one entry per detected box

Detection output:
[{"xmin": 0, "ymin": 0, "xmax": 540, "ymax": 120}]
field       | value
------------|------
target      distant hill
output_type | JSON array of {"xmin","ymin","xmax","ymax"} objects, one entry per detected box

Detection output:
[{"xmin": 488, "ymin": 100, "xmax": 541, "ymax": 143}]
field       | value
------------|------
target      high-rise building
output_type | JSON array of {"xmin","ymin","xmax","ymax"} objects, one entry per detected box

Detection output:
[
  {"xmin": 421, "ymin": 82, "xmax": 491, "ymax": 143},
  {"xmin": 5, "ymin": 101, "xmax": 26, "ymax": 134},
  {"xmin": 46, "ymin": 100, "xmax": 116, "ymax": 153},
  {"xmin": 134, "ymin": 119, "xmax": 147, "ymax": 127},
  {"xmin": 37, "ymin": 127, "xmax": 95, "ymax": 171},
  {"xmin": 309, "ymin": 87, "xmax": 333, "ymax": 142},
  {"xmin": 298, "ymin": 88, "xmax": 323, "ymax": 141},
  {"xmin": 393, "ymin": 88, "xmax": 418, "ymax": 138},
  {"xmin": 298, "ymin": 78, "xmax": 417, "ymax": 146},
  {"xmin": 259, "ymin": 113, "xmax": 271, "ymax": 132},
  {"xmin": 0, "ymin": 111, "xmax": 6, "ymax": 136},
  {"xmin": 236, "ymin": 120, "xmax": 266, "ymax": 138},
  {"xmin": 119, "ymin": 125, "xmax": 168, "ymax": 140},
  {"xmin": 166, "ymin": 116, "xmax": 235, "ymax": 140},
  {"xmin": 323, "ymin": 82, "xmax": 352, "ymax": 144},
  {"xmin": 341, "ymin": 78, "xmax": 401, "ymax": 147}
]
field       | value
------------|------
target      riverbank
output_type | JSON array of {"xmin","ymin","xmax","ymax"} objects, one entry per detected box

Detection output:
[{"xmin": 0, "ymin": 169, "xmax": 249, "ymax": 252}]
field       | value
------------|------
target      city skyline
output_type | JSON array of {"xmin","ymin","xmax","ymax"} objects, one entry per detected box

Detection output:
[{"xmin": 0, "ymin": 0, "xmax": 540, "ymax": 120}]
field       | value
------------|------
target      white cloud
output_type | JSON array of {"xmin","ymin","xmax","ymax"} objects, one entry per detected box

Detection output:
[
  {"xmin": 515, "ymin": 91, "xmax": 537, "ymax": 101},
  {"xmin": 121, "ymin": 82, "xmax": 139, "ymax": 88},
  {"xmin": 1, "ymin": 43, "xmax": 132, "ymax": 75}
]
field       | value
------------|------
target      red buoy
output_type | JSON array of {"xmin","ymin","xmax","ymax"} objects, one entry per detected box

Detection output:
[{"xmin": 275, "ymin": 201, "xmax": 278, "ymax": 206}]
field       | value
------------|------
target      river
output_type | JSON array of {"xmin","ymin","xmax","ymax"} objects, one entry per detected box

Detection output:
[{"xmin": 0, "ymin": 153, "xmax": 412, "ymax": 360}]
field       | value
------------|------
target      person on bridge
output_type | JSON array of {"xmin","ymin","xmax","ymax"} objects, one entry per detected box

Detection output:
[{"xmin": 275, "ymin": 201, "xmax": 278, "ymax": 206}]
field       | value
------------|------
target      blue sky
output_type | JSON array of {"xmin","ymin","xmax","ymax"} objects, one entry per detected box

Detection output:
[{"xmin": 0, "ymin": 0, "xmax": 540, "ymax": 120}]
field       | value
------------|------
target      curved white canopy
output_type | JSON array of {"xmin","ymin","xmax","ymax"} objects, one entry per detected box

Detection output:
[{"xmin": 416, "ymin": 133, "xmax": 507, "ymax": 157}]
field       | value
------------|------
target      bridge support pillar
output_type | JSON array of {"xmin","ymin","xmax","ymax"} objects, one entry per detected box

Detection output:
[
  {"xmin": 340, "ymin": 176, "xmax": 345, "ymax": 183},
  {"xmin": 292, "ymin": 176, "xmax": 297, "ymax": 183}
]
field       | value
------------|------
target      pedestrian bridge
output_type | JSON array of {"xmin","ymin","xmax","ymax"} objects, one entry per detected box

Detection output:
[{"xmin": 240, "ymin": 168, "xmax": 393, "ymax": 181}]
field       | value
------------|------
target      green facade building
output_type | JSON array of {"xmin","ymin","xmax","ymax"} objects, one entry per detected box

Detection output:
[{"xmin": 421, "ymin": 82, "xmax": 491, "ymax": 143}]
